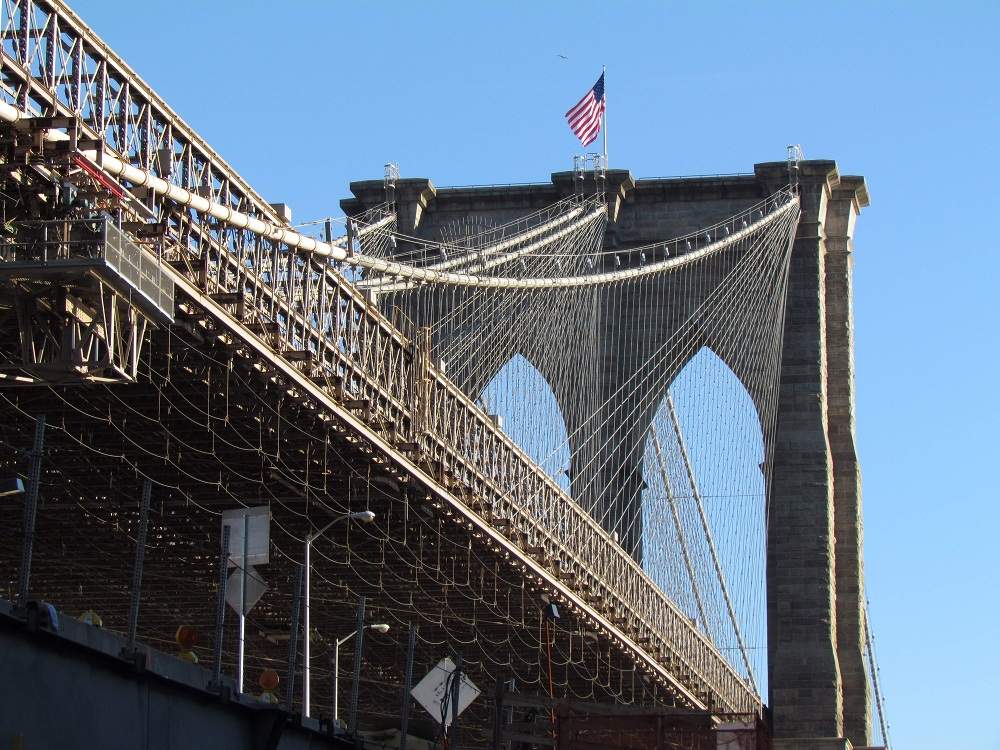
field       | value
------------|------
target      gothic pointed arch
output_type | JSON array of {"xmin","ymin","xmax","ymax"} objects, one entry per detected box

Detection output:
[
  {"xmin": 479, "ymin": 353, "xmax": 572, "ymax": 493},
  {"xmin": 639, "ymin": 345, "xmax": 768, "ymax": 691}
]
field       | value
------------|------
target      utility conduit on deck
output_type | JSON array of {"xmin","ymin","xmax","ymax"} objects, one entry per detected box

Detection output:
[
  {"xmin": 84, "ymin": 136, "xmax": 792, "ymax": 289},
  {"xmin": 74, "ymin": 146, "xmax": 615, "ymax": 286},
  {"xmin": 0, "ymin": 106, "xmax": 795, "ymax": 293},
  {"xmin": 0, "ymin": 103, "xmax": 344, "ymax": 257}
]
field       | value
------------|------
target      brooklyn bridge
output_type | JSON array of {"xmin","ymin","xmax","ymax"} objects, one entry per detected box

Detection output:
[{"xmin": 0, "ymin": 2, "xmax": 889, "ymax": 749}]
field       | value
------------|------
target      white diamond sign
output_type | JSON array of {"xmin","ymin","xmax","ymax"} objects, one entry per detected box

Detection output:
[
  {"xmin": 410, "ymin": 657, "xmax": 480, "ymax": 728},
  {"xmin": 225, "ymin": 565, "xmax": 269, "ymax": 614}
]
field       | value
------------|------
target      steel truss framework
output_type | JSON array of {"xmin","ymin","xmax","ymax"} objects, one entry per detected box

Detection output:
[
  {"xmin": 3, "ymin": 278, "xmax": 147, "ymax": 382},
  {"xmin": 0, "ymin": 0, "xmax": 773, "ymax": 722},
  {"xmin": 0, "ymin": 217, "xmax": 172, "ymax": 383}
]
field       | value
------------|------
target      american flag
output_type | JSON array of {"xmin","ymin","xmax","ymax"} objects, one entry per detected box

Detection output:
[{"xmin": 565, "ymin": 72, "xmax": 606, "ymax": 147}]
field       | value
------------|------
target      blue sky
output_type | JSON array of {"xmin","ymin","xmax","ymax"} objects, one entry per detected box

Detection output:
[{"xmin": 73, "ymin": 2, "xmax": 1000, "ymax": 748}]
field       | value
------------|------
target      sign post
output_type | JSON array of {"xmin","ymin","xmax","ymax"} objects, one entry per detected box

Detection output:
[{"xmin": 221, "ymin": 506, "xmax": 271, "ymax": 694}]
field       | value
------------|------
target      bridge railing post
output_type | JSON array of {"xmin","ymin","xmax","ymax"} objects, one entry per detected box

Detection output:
[
  {"xmin": 284, "ymin": 565, "xmax": 304, "ymax": 712},
  {"xmin": 347, "ymin": 595, "xmax": 366, "ymax": 737},
  {"xmin": 400, "ymin": 624, "xmax": 416, "ymax": 750},
  {"xmin": 210, "ymin": 524, "xmax": 231, "ymax": 690},
  {"xmin": 16, "ymin": 414, "xmax": 46, "ymax": 610},
  {"xmin": 125, "ymin": 478, "xmax": 152, "ymax": 652}
]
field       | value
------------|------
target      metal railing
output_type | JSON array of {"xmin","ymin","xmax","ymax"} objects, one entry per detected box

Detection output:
[
  {"xmin": 0, "ymin": 218, "xmax": 174, "ymax": 321},
  {"xmin": 103, "ymin": 222, "xmax": 174, "ymax": 316}
]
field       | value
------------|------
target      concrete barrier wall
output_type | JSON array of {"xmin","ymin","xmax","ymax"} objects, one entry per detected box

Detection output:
[{"xmin": 0, "ymin": 601, "xmax": 346, "ymax": 750}]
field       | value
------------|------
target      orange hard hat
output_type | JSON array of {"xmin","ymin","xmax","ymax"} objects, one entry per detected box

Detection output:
[
  {"xmin": 175, "ymin": 625, "xmax": 197, "ymax": 650},
  {"xmin": 259, "ymin": 669, "xmax": 280, "ymax": 691}
]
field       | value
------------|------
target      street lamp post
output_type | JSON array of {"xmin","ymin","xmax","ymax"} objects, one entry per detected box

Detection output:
[
  {"xmin": 334, "ymin": 622, "xmax": 390, "ymax": 725},
  {"xmin": 303, "ymin": 510, "xmax": 375, "ymax": 719}
]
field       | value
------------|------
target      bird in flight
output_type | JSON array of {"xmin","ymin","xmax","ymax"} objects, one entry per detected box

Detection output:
[{"xmin": 556, "ymin": 54, "xmax": 568, "ymax": 60}]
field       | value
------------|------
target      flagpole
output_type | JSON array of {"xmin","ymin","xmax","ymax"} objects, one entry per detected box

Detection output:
[{"xmin": 602, "ymin": 65, "xmax": 608, "ymax": 168}]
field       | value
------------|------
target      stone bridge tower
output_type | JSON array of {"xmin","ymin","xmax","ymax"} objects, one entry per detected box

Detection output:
[{"xmin": 343, "ymin": 160, "xmax": 871, "ymax": 750}]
